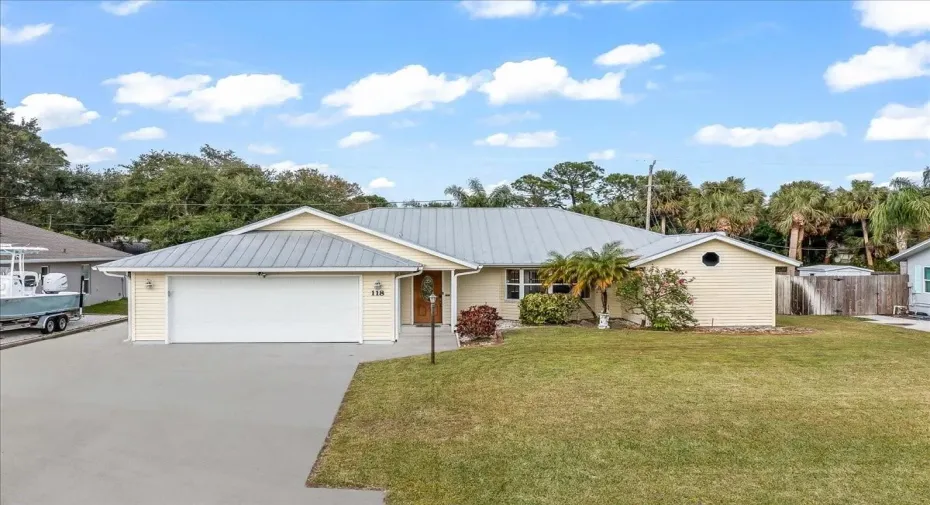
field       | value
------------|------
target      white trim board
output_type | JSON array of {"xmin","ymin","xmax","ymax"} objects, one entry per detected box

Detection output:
[
  {"xmin": 97, "ymin": 266, "xmax": 419, "ymax": 274},
  {"xmin": 630, "ymin": 234, "xmax": 801, "ymax": 267},
  {"xmin": 224, "ymin": 206, "xmax": 479, "ymax": 269}
]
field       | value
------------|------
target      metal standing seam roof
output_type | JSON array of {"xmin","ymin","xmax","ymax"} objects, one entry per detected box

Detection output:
[
  {"xmin": 96, "ymin": 231, "xmax": 422, "ymax": 271},
  {"xmin": 342, "ymin": 207, "xmax": 670, "ymax": 265},
  {"xmin": 0, "ymin": 217, "xmax": 131, "ymax": 262}
]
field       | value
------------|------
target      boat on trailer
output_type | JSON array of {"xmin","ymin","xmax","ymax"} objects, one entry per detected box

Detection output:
[{"xmin": 1, "ymin": 244, "xmax": 83, "ymax": 334}]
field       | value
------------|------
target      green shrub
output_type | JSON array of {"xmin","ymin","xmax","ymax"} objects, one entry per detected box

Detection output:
[
  {"xmin": 617, "ymin": 266, "xmax": 697, "ymax": 331},
  {"xmin": 519, "ymin": 293, "xmax": 581, "ymax": 325}
]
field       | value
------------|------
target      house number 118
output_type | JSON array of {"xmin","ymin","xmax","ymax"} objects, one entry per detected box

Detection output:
[{"xmin": 371, "ymin": 290, "xmax": 385, "ymax": 296}]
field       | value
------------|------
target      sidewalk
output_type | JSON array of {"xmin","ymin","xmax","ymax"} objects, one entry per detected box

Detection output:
[{"xmin": 863, "ymin": 315, "xmax": 930, "ymax": 333}]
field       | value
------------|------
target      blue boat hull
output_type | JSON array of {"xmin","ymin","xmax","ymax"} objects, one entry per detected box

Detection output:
[{"xmin": 0, "ymin": 294, "xmax": 81, "ymax": 322}]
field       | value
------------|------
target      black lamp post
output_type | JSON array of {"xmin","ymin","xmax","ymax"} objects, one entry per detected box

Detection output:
[{"xmin": 428, "ymin": 293, "xmax": 437, "ymax": 364}]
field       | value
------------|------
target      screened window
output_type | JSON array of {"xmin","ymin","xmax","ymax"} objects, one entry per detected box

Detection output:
[{"xmin": 506, "ymin": 269, "xmax": 589, "ymax": 299}]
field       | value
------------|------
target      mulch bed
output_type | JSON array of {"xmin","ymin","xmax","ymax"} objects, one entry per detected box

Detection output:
[{"xmin": 689, "ymin": 326, "xmax": 816, "ymax": 335}]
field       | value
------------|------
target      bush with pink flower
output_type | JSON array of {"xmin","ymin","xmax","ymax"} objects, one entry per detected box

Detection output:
[{"xmin": 617, "ymin": 266, "xmax": 697, "ymax": 331}]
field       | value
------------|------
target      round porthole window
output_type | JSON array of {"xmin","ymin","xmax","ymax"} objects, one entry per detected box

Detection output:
[{"xmin": 702, "ymin": 252, "xmax": 720, "ymax": 267}]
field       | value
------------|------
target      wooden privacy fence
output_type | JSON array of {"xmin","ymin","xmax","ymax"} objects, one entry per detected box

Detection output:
[{"xmin": 776, "ymin": 275, "xmax": 909, "ymax": 316}]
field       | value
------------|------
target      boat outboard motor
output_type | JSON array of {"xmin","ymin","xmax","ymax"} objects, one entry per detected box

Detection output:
[{"xmin": 42, "ymin": 273, "xmax": 69, "ymax": 294}]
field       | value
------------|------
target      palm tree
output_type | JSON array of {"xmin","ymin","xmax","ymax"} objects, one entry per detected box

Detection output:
[
  {"xmin": 651, "ymin": 170, "xmax": 692, "ymax": 234},
  {"xmin": 769, "ymin": 181, "xmax": 831, "ymax": 262},
  {"xmin": 538, "ymin": 242, "xmax": 637, "ymax": 322},
  {"xmin": 871, "ymin": 177, "xmax": 930, "ymax": 252},
  {"xmin": 834, "ymin": 180, "xmax": 883, "ymax": 267},
  {"xmin": 684, "ymin": 177, "xmax": 762, "ymax": 235},
  {"xmin": 444, "ymin": 178, "xmax": 522, "ymax": 208}
]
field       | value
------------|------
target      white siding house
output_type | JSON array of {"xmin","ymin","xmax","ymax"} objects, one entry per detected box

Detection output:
[{"xmin": 889, "ymin": 238, "xmax": 930, "ymax": 316}]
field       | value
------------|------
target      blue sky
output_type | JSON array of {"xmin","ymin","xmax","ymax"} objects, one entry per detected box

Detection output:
[{"xmin": 1, "ymin": 0, "xmax": 928, "ymax": 201}]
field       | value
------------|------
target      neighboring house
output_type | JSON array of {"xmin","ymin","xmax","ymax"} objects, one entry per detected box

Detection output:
[
  {"xmin": 96, "ymin": 207, "xmax": 801, "ymax": 344},
  {"xmin": 798, "ymin": 265, "xmax": 874, "ymax": 277},
  {"xmin": 889, "ymin": 238, "xmax": 930, "ymax": 316},
  {"xmin": 0, "ymin": 217, "xmax": 131, "ymax": 305}
]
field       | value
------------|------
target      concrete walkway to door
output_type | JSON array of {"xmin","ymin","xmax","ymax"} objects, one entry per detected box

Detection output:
[{"xmin": 0, "ymin": 323, "xmax": 458, "ymax": 505}]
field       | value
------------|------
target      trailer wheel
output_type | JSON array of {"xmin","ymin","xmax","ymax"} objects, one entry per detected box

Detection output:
[
  {"xmin": 41, "ymin": 318, "xmax": 56, "ymax": 334},
  {"xmin": 56, "ymin": 315, "xmax": 69, "ymax": 332}
]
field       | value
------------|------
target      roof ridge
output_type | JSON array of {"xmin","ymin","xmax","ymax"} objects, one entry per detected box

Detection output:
[{"xmin": 310, "ymin": 230, "xmax": 421, "ymax": 267}]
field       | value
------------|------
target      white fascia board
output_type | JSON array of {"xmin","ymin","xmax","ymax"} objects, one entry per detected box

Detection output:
[
  {"xmin": 224, "ymin": 206, "xmax": 479, "ymax": 269},
  {"xmin": 631, "ymin": 235, "xmax": 802, "ymax": 267}
]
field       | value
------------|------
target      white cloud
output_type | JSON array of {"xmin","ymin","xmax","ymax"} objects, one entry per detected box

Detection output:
[
  {"xmin": 694, "ymin": 121, "xmax": 846, "ymax": 147},
  {"xmin": 595, "ymin": 43, "xmax": 664, "ymax": 67},
  {"xmin": 854, "ymin": 1, "xmax": 930, "ymax": 36},
  {"xmin": 818, "ymin": 180, "xmax": 833, "ymax": 187},
  {"xmin": 645, "ymin": 80, "xmax": 659, "ymax": 90},
  {"xmin": 846, "ymin": 172, "xmax": 875, "ymax": 181},
  {"xmin": 865, "ymin": 102, "xmax": 930, "ymax": 141},
  {"xmin": 390, "ymin": 119, "xmax": 418, "ymax": 129},
  {"xmin": 551, "ymin": 3, "xmax": 570, "ymax": 15},
  {"xmin": 338, "ymin": 131, "xmax": 380, "ymax": 148},
  {"xmin": 119, "ymin": 126, "xmax": 166, "ymax": 141},
  {"xmin": 891, "ymin": 171, "xmax": 925, "ymax": 184},
  {"xmin": 368, "ymin": 177, "xmax": 396, "ymax": 189},
  {"xmin": 0, "ymin": 23, "xmax": 53, "ymax": 44},
  {"xmin": 248, "ymin": 143, "xmax": 279, "ymax": 155},
  {"xmin": 652, "ymin": 64, "xmax": 666, "ymax": 70},
  {"xmin": 100, "ymin": 0, "xmax": 154, "ymax": 16},
  {"xmin": 485, "ymin": 179, "xmax": 510, "ymax": 191},
  {"xmin": 479, "ymin": 57, "xmax": 623, "ymax": 104},
  {"xmin": 266, "ymin": 161, "xmax": 330, "ymax": 172},
  {"xmin": 10, "ymin": 94, "xmax": 100, "ymax": 130},
  {"xmin": 824, "ymin": 42, "xmax": 929, "ymax": 92},
  {"xmin": 460, "ymin": 0, "xmax": 539, "ymax": 18},
  {"xmin": 474, "ymin": 131, "xmax": 559, "ymax": 148},
  {"xmin": 322, "ymin": 65, "xmax": 476, "ymax": 117},
  {"xmin": 104, "ymin": 72, "xmax": 301, "ymax": 122},
  {"xmin": 583, "ymin": 0, "xmax": 657, "ymax": 10},
  {"xmin": 482, "ymin": 110, "xmax": 541, "ymax": 125},
  {"xmin": 55, "ymin": 144, "xmax": 117, "ymax": 165},
  {"xmin": 588, "ymin": 149, "xmax": 616, "ymax": 160}
]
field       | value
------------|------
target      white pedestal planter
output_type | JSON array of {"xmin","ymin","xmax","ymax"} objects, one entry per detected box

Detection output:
[{"xmin": 598, "ymin": 313, "xmax": 610, "ymax": 329}]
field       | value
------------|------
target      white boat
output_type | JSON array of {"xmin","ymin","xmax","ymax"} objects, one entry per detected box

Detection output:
[{"xmin": 1, "ymin": 244, "xmax": 83, "ymax": 333}]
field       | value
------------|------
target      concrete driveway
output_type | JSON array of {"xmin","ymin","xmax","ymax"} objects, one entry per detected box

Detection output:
[
  {"xmin": 1, "ymin": 323, "xmax": 457, "ymax": 505},
  {"xmin": 864, "ymin": 315, "xmax": 930, "ymax": 332}
]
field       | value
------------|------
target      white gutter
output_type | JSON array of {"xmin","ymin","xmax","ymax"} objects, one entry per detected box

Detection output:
[
  {"xmin": 96, "ymin": 266, "xmax": 421, "ymax": 274},
  {"xmin": 394, "ymin": 268, "xmax": 423, "ymax": 342},
  {"xmin": 451, "ymin": 266, "xmax": 483, "ymax": 347},
  {"xmin": 99, "ymin": 269, "xmax": 131, "ymax": 342}
]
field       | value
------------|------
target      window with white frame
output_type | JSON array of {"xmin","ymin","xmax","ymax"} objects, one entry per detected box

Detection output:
[{"xmin": 506, "ymin": 269, "xmax": 590, "ymax": 299}]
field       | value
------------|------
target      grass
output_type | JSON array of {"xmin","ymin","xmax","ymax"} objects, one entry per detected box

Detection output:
[
  {"xmin": 309, "ymin": 317, "xmax": 930, "ymax": 505},
  {"xmin": 82, "ymin": 298, "xmax": 128, "ymax": 315}
]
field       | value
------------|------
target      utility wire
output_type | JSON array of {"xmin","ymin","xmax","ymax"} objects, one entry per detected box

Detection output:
[{"xmin": 0, "ymin": 196, "xmax": 457, "ymax": 208}]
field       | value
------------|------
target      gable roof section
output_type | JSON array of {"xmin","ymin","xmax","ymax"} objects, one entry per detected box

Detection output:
[
  {"xmin": 629, "ymin": 233, "xmax": 801, "ymax": 267},
  {"xmin": 226, "ymin": 206, "xmax": 477, "ymax": 268},
  {"xmin": 0, "ymin": 217, "xmax": 130, "ymax": 263},
  {"xmin": 889, "ymin": 237, "xmax": 930, "ymax": 262},
  {"xmin": 96, "ymin": 230, "xmax": 422, "ymax": 272},
  {"xmin": 342, "ymin": 207, "xmax": 665, "ymax": 265},
  {"xmin": 798, "ymin": 264, "xmax": 874, "ymax": 273}
]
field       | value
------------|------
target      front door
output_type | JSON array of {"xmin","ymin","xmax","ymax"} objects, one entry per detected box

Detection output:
[{"xmin": 413, "ymin": 271, "xmax": 443, "ymax": 324}]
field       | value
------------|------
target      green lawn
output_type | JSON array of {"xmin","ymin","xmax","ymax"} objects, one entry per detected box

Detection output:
[
  {"xmin": 309, "ymin": 317, "xmax": 930, "ymax": 505},
  {"xmin": 83, "ymin": 298, "xmax": 128, "ymax": 315}
]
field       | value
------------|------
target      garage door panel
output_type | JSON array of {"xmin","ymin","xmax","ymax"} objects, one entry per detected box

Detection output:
[{"xmin": 168, "ymin": 276, "xmax": 360, "ymax": 343}]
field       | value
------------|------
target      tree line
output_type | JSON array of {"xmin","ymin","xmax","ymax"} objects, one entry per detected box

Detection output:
[{"xmin": 2, "ymin": 99, "xmax": 929, "ymax": 269}]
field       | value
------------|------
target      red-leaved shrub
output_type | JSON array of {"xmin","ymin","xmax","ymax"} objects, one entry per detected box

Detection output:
[{"xmin": 455, "ymin": 304, "xmax": 500, "ymax": 338}]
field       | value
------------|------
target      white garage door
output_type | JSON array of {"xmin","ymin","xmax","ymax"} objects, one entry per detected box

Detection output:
[{"xmin": 167, "ymin": 276, "xmax": 361, "ymax": 343}]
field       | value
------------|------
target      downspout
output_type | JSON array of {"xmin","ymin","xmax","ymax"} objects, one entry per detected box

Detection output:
[
  {"xmin": 394, "ymin": 268, "xmax": 423, "ymax": 342},
  {"xmin": 99, "ymin": 269, "xmax": 131, "ymax": 342},
  {"xmin": 451, "ymin": 266, "xmax": 483, "ymax": 348}
]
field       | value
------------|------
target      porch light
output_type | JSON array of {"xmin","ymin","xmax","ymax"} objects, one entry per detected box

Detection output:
[
  {"xmin": 144, "ymin": 279, "xmax": 154, "ymax": 289},
  {"xmin": 373, "ymin": 280, "xmax": 383, "ymax": 291}
]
